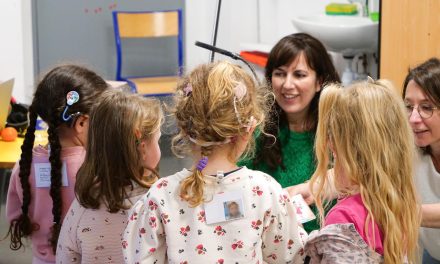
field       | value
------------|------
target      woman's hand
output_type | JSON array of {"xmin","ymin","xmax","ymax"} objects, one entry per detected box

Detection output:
[
  {"xmin": 285, "ymin": 182, "xmax": 315, "ymax": 205},
  {"xmin": 285, "ymin": 169, "xmax": 339, "ymax": 206}
]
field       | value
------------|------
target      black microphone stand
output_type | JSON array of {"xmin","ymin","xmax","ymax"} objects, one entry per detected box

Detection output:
[
  {"xmin": 195, "ymin": 41, "xmax": 260, "ymax": 85},
  {"xmin": 210, "ymin": 0, "xmax": 222, "ymax": 62},
  {"xmin": 198, "ymin": 0, "xmax": 260, "ymax": 85}
]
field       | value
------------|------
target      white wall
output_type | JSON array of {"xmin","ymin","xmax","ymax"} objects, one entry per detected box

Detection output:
[
  {"xmin": 185, "ymin": 0, "xmax": 378, "ymax": 79},
  {"xmin": 185, "ymin": 0, "xmax": 342, "ymax": 75},
  {"xmin": 0, "ymin": 0, "xmax": 34, "ymax": 104},
  {"xmin": 259, "ymin": 0, "xmax": 336, "ymax": 45},
  {"xmin": 185, "ymin": 0, "xmax": 259, "ymax": 70},
  {"xmin": 185, "ymin": 0, "xmax": 339, "ymax": 64}
]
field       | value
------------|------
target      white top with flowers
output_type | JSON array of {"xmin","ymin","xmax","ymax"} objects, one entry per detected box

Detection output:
[{"xmin": 122, "ymin": 167, "xmax": 307, "ymax": 264}]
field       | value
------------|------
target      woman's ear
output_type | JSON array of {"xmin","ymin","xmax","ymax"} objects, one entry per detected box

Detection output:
[{"xmin": 316, "ymin": 78, "xmax": 323, "ymax": 92}]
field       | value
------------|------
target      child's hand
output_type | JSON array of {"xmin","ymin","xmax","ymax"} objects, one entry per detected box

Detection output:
[{"xmin": 285, "ymin": 182, "xmax": 314, "ymax": 205}]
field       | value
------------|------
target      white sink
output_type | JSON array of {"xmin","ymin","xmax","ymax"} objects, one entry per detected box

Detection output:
[{"xmin": 292, "ymin": 15, "xmax": 378, "ymax": 56}]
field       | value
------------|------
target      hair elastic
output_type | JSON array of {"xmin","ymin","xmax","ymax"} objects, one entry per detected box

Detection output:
[
  {"xmin": 62, "ymin": 91, "xmax": 82, "ymax": 122},
  {"xmin": 196, "ymin": 156, "xmax": 208, "ymax": 171}
]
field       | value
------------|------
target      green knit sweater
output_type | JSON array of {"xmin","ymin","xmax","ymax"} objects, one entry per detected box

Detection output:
[{"xmin": 239, "ymin": 125, "xmax": 320, "ymax": 233}]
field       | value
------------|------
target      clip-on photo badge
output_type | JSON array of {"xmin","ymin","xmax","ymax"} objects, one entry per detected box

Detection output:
[
  {"xmin": 204, "ymin": 190, "xmax": 246, "ymax": 225},
  {"xmin": 291, "ymin": 194, "xmax": 316, "ymax": 224}
]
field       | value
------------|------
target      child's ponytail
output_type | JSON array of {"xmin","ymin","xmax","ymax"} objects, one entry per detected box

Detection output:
[
  {"xmin": 8, "ymin": 107, "xmax": 38, "ymax": 250},
  {"xmin": 180, "ymin": 147, "xmax": 213, "ymax": 207}
]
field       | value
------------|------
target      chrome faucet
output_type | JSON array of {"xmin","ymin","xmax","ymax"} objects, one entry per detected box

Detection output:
[{"xmin": 348, "ymin": 0, "xmax": 369, "ymax": 17}]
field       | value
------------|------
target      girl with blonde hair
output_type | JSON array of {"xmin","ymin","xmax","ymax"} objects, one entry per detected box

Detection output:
[
  {"xmin": 305, "ymin": 80, "xmax": 420, "ymax": 263},
  {"xmin": 56, "ymin": 90, "xmax": 162, "ymax": 263},
  {"xmin": 123, "ymin": 61, "xmax": 307, "ymax": 263}
]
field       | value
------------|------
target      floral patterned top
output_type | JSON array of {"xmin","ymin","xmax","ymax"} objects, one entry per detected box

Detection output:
[
  {"xmin": 304, "ymin": 223, "xmax": 383, "ymax": 264},
  {"xmin": 56, "ymin": 184, "xmax": 148, "ymax": 264},
  {"xmin": 239, "ymin": 126, "xmax": 322, "ymax": 233},
  {"xmin": 122, "ymin": 167, "xmax": 307, "ymax": 264}
]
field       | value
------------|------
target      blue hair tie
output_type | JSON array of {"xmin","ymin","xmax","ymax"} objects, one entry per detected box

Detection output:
[
  {"xmin": 196, "ymin": 156, "xmax": 208, "ymax": 171},
  {"xmin": 62, "ymin": 91, "xmax": 81, "ymax": 122}
]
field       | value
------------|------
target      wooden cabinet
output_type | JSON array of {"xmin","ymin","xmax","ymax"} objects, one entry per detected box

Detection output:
[{"xmin": 380, "ymin": 0, "xmax": 440, "ymax": 93}]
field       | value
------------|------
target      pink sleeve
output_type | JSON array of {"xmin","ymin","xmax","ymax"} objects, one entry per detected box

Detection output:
[
  {"xmin": 325, "ymin": 206, "xmax": 358, "ymax": 227},
  {"xmin": 6, "ymin": 162, "xmax": 23, "ymax": 222}
]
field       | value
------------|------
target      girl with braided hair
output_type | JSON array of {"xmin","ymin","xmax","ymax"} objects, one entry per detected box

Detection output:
[{"xmin": 5, "ymin": 65, "xmax": 108, "ymax": 263}]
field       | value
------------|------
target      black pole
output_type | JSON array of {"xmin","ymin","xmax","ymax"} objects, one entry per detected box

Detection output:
[{"xmin": 210, "ymin": 0, "xmax": 222, "ymax": 62}]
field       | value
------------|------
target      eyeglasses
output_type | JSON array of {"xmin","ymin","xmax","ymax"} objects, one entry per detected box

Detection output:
[{"xmin": 405, "ymin": 103, "xmax": 438, "ymax": 119}]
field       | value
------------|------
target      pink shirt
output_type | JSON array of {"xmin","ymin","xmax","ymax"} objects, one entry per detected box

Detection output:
[
  {"xmin": 325, "ymin": 193, "xmax": 384, "ymax": 255},
  {"xmin": 6, "ymin": 145, "xmax": 86, "ymax": 264}
]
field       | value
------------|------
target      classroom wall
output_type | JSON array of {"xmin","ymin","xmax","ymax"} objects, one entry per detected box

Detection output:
[
  {"xmin": 262, "ymin": 0, "xmax": 377, "ymax": 79},
  {"xmin": 34, "ymin": 0, "xmax": 185, "ymax": 82},
  {"xmin": 0, "ymin": 0, "xmax": 34, "ymax": 104},
  {"xmin": 258, "ymin": 0, "xmax": 336, "ymax": 45},
  {"xmin": 185, "ymin": 0, "xmax": 259, "ymax": 70},
  {"xmin": 185, "ymin": 0, "xmax": 378, "ymax": 79},
  {"xmin": 185, "ymin": 0, "xmax": 336, "ymax": 67}
]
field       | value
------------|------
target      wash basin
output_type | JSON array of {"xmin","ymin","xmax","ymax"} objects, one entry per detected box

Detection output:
[{"xmin": 292, "ymin": 15, "xmax": 378, "ymax": 56}]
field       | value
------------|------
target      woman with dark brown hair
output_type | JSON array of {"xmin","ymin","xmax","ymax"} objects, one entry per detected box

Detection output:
[
  {"xmin": 403, "ymin": 57, "xmax": 440, "ymax": 263},
  {"xmin": 240, "ymin": 33, "xmax": 340, "ymax": 233}
]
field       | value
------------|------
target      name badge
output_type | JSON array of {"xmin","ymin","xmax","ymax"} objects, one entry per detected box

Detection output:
[
  {"xmin": 291, "ymin": 194, "xmax": 316, "ymax": 224},
  {"xmin": 204, "ymin": 190, "xmax": 245, "ymax": 225},
  {"xmin": 34, "ymin": 162, "xmax": 69, "ymax": 188}
]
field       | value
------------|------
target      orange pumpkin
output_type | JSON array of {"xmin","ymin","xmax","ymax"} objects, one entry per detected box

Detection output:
[{"xmin": 1, "ymin": 127, "xmax": 18, "ymax": 142}]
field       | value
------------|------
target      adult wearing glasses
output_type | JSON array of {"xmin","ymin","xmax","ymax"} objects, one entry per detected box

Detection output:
[{"xmin": 403, "ymin": 58, "xmax": 440, "ymax": 263}]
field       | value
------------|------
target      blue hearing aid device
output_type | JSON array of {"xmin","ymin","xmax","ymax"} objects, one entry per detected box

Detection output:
[{"xmin": 62, "ymin": 91, "xmax": 81, "ymax": 122}]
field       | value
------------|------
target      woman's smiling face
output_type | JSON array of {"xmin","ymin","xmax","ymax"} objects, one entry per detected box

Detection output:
[
  {"xmin": 404, "ymin": 80, "xmax": 440, "ymax": 149},
  {"xmin": 271, "ymin": 52, "xmax": 321, "ymax": 119}
]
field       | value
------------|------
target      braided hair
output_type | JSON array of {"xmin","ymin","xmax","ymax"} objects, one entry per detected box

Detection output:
[{"xmin": 7, "ymin": 65, "xmax": 108, "ymax": 253}]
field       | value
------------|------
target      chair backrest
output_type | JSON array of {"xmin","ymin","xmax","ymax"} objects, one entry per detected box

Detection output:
[{"xmin": 112, "ymin": 10, "xmax": 183, "ymax": 81}]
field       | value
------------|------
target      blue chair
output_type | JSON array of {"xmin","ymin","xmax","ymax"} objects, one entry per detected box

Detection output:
[{"xmin": 112, "ymin": 10, "xmax": 183, "ymax": 95}]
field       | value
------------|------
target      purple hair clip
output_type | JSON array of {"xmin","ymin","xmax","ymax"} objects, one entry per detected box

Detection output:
[
  {"xmin": 196, "ymin": 156, "xmax": 208, "ymax": 171},
  {"xmin": 184, "ymin": 83, "xmax": 193, "ymax": 96}
]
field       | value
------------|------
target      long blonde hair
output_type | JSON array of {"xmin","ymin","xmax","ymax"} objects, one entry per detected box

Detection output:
[
  {"xmin": 310, "ymin": 80, "xmax": 420, "ymax": 263},
  {"xmin": 172, "ymin": 61, "xmax": 271, "ymax": 206},
  {"xmin": 76, "ymin": 90, "xmax": 163, "ymax": 213}
]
